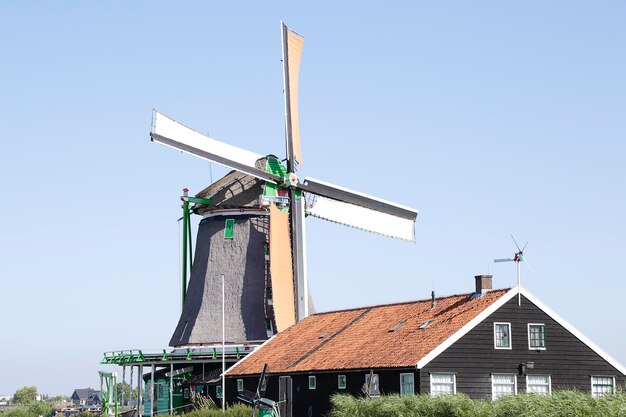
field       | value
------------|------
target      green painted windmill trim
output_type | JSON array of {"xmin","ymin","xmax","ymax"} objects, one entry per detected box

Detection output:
[
  {"xmin": 182, "ymin": 196, "xmax": 213, "ymax": 206},
  {"xmin": 263, "ymin": 155, "xmax": 301, "ymax": 211}
]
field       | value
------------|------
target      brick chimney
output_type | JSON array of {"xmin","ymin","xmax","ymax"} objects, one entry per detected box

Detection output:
[{"xmin": 475, "ymin": 274, "xmax": 493, "ymax": 296}]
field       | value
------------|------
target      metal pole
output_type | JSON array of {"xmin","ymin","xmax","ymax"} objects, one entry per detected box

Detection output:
[
  {"xmin": 517, "ymin": 261, "xmax": 521, "ymax": 306},
  {"xmin": 138, "ymin": 365, "xmax": 143, "ymax": 417},
  {"xmin": 222, "ymin": 273, "xmax": 226, "ymax": 411},
  {"xmin": 100, "ymin": 372, "xmax": 104, "ymax": 415},
  {"xmin": 122, "ymin": 366, "xmax": 126, "ymax": 411},
  {"xmin": 169, "ymin": 363, "xmax": 173, "ymax": 416},
  {"xmin": 114, "ymin": 372, "xmax": 119, "ymax": 417},
  {"xmin": 301, "ymin": 197, "xmax": 309, "ymax": 317},
  {"xmin": 150, "ymin": 364, "xmax": 155, "ymax": 417},
  {"xmin": 130, "ymin": 366, "xmax": 134, "ymax": 410}
]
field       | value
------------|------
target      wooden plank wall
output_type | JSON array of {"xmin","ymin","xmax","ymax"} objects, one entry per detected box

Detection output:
[{"xmin": 421, "ymin": 294, "xmax": 625, "ymax": 398}]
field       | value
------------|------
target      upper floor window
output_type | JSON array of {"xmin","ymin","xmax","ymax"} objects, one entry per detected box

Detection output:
[
  {"xmin": 492, "ymin": 374, "xmax": 517, "ymax": 399},
  {"xmin": 430, "ymin": 373, "xmax": 455, "ymax": 397},
  {"xmin": 494, "ymin": 322, "xmax": 511, "ymax": 349},
  {"xmin": 308, "ymin": 376, "xmax": 317, "ymax": 390},
  {"xmin": 338, "ymin": 375, "xmax": 346, "ymax": 389},
  {"xmin": 528, "ymin": 324, "xmax": 546, "ymax": 350},
  {"xmin": 591, "ymin": 376, "xmax": 615, "ymax": 398},
  {"xmin": 400, "ymin": 373, "xmax": 415, "ymax": 396}
]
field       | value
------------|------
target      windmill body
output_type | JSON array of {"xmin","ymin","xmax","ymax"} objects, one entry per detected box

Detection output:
[{"xmin": 154, "ymin": 23, "xmax": 419, "ymax": 348}]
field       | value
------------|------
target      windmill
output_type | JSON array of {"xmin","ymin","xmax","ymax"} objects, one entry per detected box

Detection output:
[
  {"xmin": 494, "ymin": 235, "xmax": 531, "ymax": 306},
  {"xmin": 151, "ymin": 22, "xmax": 419, "ymax": 347}
]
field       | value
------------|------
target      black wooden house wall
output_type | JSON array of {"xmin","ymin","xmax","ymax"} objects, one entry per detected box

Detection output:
[
  {"xmin": 226, "ymin": 368, "xmax": 416, "ymax": 417},
  {"xmin": 421, "ymin": 294, "xmax": 625, "ymax": 398}
]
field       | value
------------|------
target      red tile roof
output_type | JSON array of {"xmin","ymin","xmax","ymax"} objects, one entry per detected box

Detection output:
[{"xmin": 227, "ymin": 289, "xmax": 510, "ymax": 376}]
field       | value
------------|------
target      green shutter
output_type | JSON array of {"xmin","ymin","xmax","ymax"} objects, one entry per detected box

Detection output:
[{"xmin": 224, "ymin": 219, "xmax": 235, "ymax": 239}]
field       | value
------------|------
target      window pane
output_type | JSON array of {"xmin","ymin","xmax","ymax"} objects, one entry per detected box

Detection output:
[
  {"xmin": 527, "ymin": 375, "xmax": 550, "ymax": 395},
  {"xmin": 400, "ymin": 373, "xmax": 414, "ymax": 396},
  {"xmin": 431, "ymin": 373, "xmax": 454, "ymax": 397},
  {"xmin": 338, "ymin": 375, "xmax": 346, "ymax": 389},
  {"xmin": 495, "ymin": 323, "xmax": 510, "ymax": 348},
  {"xmin": 365, "ymin": 374, "xmax": 380, "ymax": 397},
  {"xmin": 592, "ymin": 376, "xmax": 614, "ymax": 398},
  {"xmin": 529, "ymin": 325, "xmax": 546, "ymax": 348},
  {"xmin": 492, "ymin": 375, "xmax": 516, "ymax": 399}
]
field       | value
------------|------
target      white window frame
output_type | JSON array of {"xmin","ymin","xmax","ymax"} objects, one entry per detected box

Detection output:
[
  {"xmin": 337, "ymin": 375, "xmax": 346, "ymax": 390},
  {"xmin": 216, "ymin": 385, "xmax": 222, "ymax": 399},
  {"xmin": 308, "ymin": 375, "xmax": 316, "ymax": 390},
  {"xmin": 591, "ymin": 375, "xmax": 615, "ymax": 398},
  {"xmin": 429, "ymin": 373, "xmax": 456, "ymax": 397},
  {"xmin": 237, "ymin": 379, "xmax": 244, "ymax": 392},
  {"xmin": 399, "ymin": 373, "xmax": 415, "ymax": 396},
  {"xmin": 494, "ymin": 322, "xmax": 512, "ymax": 349},
  {"xmin": 526, "ymin": 374, "xmax": 551, "ymax": 395},
  {"xmin": 491, "ymin": 374, "xmax": 517, "ymax": 400},
  {"xmin": 528, "ymin": 323, "xmax": 546, "ymax": 350}
]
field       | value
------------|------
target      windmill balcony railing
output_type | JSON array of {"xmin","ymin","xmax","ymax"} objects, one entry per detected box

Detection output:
[{"xmin": 101, "ymin": 345, "xmax": 260, "ymax": 365}]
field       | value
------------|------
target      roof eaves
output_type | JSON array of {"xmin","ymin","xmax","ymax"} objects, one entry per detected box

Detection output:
[{"xmin": 416, "ymin": 287, "xmax": 517, "ymax": 369}]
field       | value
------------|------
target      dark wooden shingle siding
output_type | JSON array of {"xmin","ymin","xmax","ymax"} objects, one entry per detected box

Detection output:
[{"xmin": 421, "ymin": 294, "xmax": 624, "ymax": 398}]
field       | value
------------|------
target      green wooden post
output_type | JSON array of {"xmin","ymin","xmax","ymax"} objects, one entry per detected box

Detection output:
[
  {"xmin": 187, "ymin": 205, "xmax": 193, "ymax": 275},
  {"xmin": 181, "ymin": 189, "xmax": 190, "ymax": 307}
]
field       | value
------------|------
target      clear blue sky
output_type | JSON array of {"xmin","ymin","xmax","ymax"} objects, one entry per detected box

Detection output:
[{"xmin": 1, "ymin": 1, "xmax": 625, "ymax": 396}]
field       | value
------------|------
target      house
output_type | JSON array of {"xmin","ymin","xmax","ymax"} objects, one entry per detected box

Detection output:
[
  {"xmin": 70, "ymin": 388, "xmax": 101, "ymax": 406},
  {"xmin": 225, "ymin": 275, "xmax": 626, "ymax": 417}
]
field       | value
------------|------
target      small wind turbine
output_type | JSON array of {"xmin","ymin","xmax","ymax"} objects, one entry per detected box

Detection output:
[{"xmin": 494, "ymin": 235, "xmax": 531, "ymax": 306}]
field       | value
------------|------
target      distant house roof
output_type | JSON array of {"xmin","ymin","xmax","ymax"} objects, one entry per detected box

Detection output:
[
  {"xmin": 71, "ymin": 388, "xmax": 100, "ymax": 401},
  {"xmin": 227, "ymin": 288, "xmax": 511, "ymax": 376}
]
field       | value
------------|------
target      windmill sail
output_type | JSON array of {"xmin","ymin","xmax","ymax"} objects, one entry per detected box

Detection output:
[
  {"xmin": 301, "ymin": 178, "xmax": 418, "ymax": 242},
  {"xmin": 282, "ymin": 22, "xmax": 304, "ymax": 170},
  {"xmin": 151, "ymin": 110, "xmax": 281, "ymax": 184},
  {"xmin": 269, "ymin": 204, "xmax": 297, "ymax": 331}
]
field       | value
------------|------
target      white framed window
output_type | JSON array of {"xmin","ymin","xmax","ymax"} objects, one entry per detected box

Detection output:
[
  {"xmin": 308, "ymin": 375, "xmax": 316, "ymax": 390},
  {"xmin": 528, "ymin": 323, "xmax": 546, "ymax": 350},
  {"xmin": 338, "ymin": 375, "xmax": 346, "ymax": 390},
  {"xmin": 364, "ymin": 374, "xmax": 380, "ymax": 397},
  {"xmin": 526, "ymin": 375, "xmax": 551, "ymax": 395},
  {"xmin": 400, "ymin": 373, "xmax": 415, "ymax": 396},
  {"xmin": 492, "ymin": 374, "xmax": 517, "ymax": 399},
  {"xmin": 430, "ymin": 373, "xmax": 455, "ymax": 397},
  {"xmin": 216, "ymin": 385, "xmax": 222, "ymax": 399},
  {"xmin": 591, "ymin": 376, "xmax": 615, "ymax": 398},
  {"xmin": 237, "ymin": 379, "xmax": 244, "ymax": 392},
  {"xmin": 494, "ymin": 322, "xmax": 512, "ymax": 349}
]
